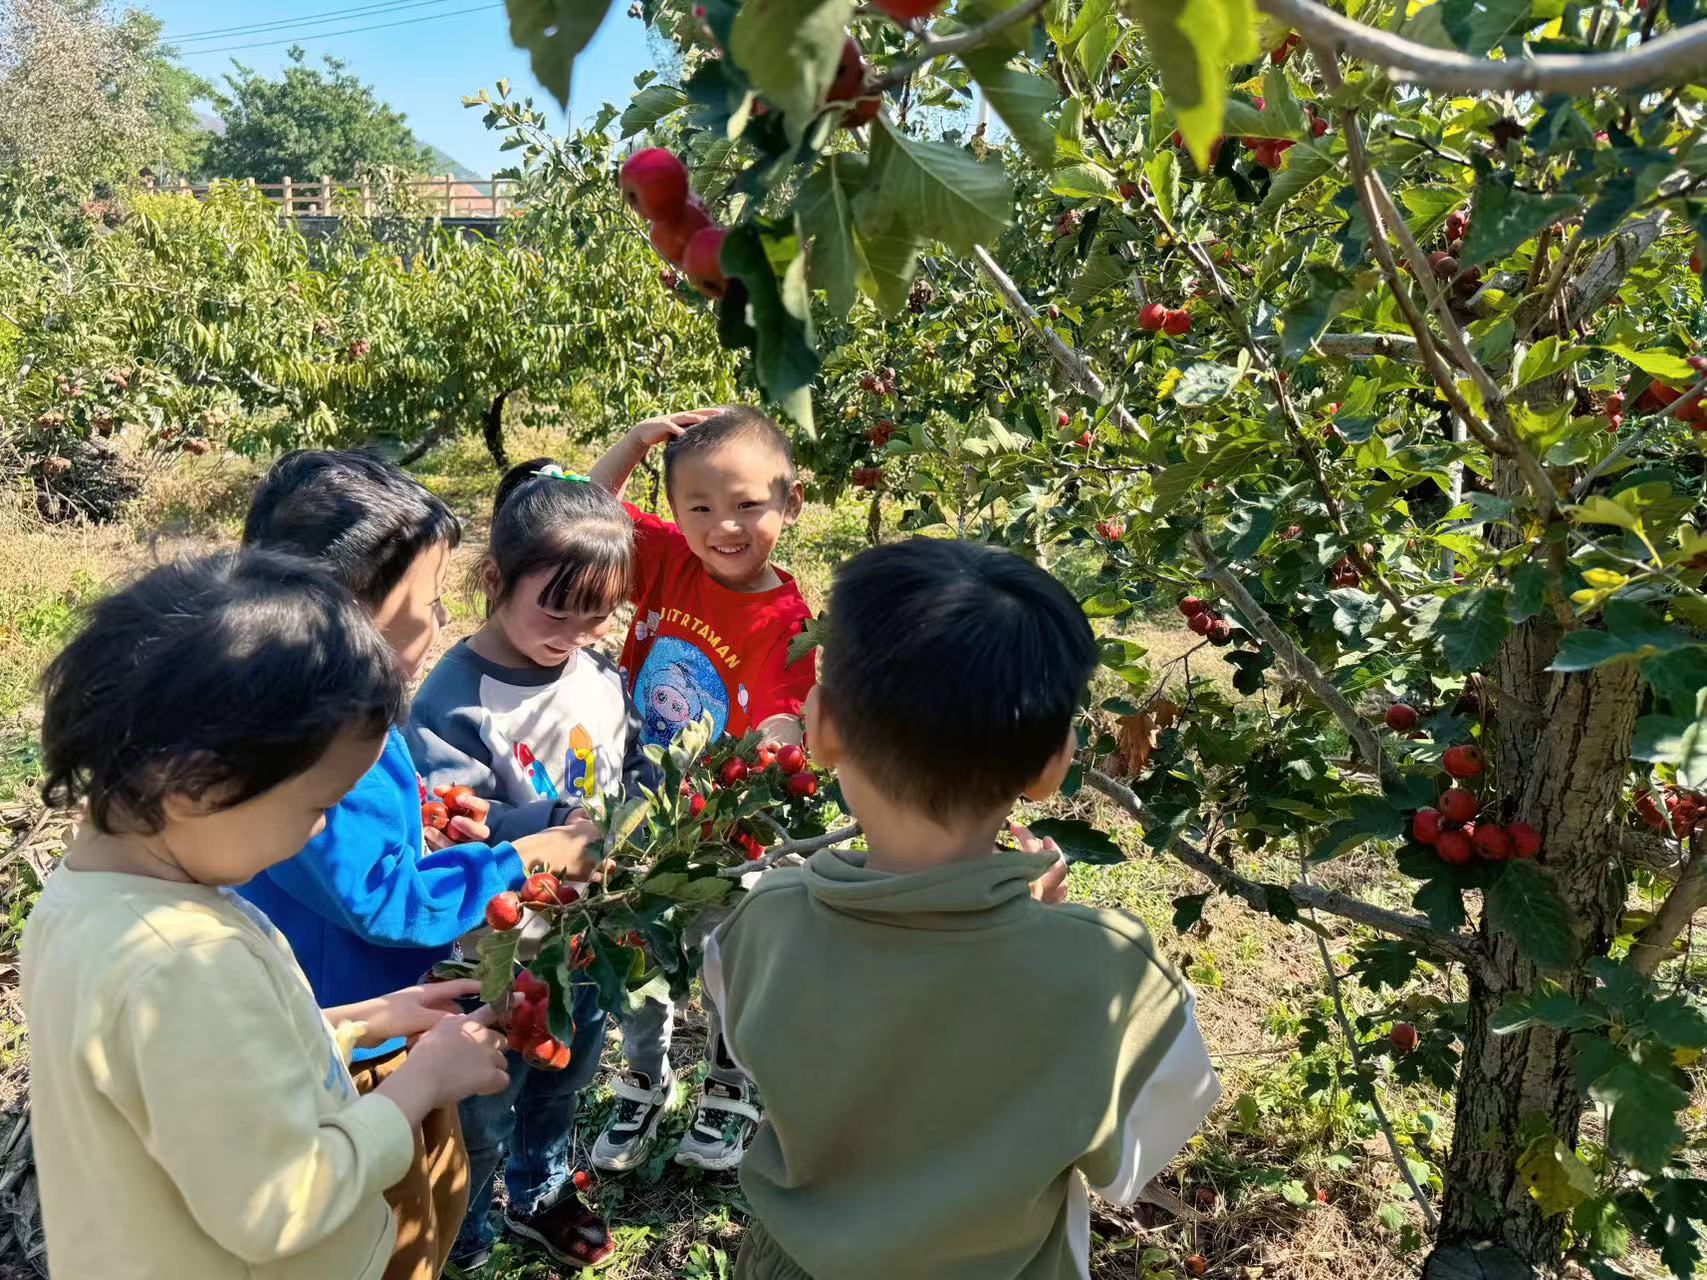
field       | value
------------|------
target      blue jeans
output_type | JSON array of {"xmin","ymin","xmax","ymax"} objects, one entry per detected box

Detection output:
[{"xmin": 453, "ymin": 982, "xmax": 606, "ymax": 1258}]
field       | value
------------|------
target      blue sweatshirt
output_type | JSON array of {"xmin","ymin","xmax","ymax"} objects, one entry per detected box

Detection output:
[{"xmin": 237, "ymin": 728, "xmax": 526, "ymax": 1058}]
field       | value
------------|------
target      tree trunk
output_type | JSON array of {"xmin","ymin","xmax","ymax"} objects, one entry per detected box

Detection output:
[
  {"xmin": 484, "ymin": 389, "xmax": 513, "ymax": 471},
  {"xmin": 1423, "ymin": 609, "xmax": 1640, "ymax": 1277}
]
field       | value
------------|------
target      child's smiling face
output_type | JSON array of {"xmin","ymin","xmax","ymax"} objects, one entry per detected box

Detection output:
[{"xmin": 668, "ymin": 440, "xmax": 803, "ymax": 592}]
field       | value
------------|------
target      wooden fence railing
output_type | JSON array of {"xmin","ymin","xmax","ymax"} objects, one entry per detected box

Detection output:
[{"xmin": 144, "ymin": 175, "xmax": 524, "ymax": 219}]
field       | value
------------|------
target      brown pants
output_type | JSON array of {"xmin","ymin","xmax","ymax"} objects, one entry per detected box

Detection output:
[{"xmin": 352, "ymin": 1048, "xmax": 471, "ymax": 1280}]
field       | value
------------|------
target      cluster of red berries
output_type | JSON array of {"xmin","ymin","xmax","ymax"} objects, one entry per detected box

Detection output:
[
  {"xmin": 1410, "ymin": 746, "xmax": 1542, "ymax": 865},
  {"xmin": 1178, "ymin": 596, "xmax": 1233, "ymax": 646},
  {"xmin": 1426, "ymin": 209, "xmax": 1484, "ymax": 301},
  {"xmin": 828, "ymin": 37, "xmax": 882, "ymax": 127},
  {"xmin": 717, "ymin": 741, "xmax": 815, "ymax": 799},
  {"xmin": 420, "ymin": 782, "xmax": 482, "ymax": 833},
  {"xmin": 859, "ymin": 366, "xmax": 898, "ymax": 396},
  {"xmin": 483, "ymin": 870, "xmax": 579, "ymax": 933},
  {"xmin": 1138, "ymin": 302, "xmax": 1192, "ymax": 336},
  {"xmin": 620, "ymin": 148, "xmax": 727, "ymax": 299},
  {"xmin": 1635, "ymin": 785, "xmax": 1707, "ymax": 836},
  {"xmin": 1614, "ymin": 365, "xmax": 1707, "ymax": 431},
  {"xmin": 1329, "ymin": 555, "xmax": 1361, "ymax": 588},
  {"xmin": 852, "ymin": 466, "xmax": 883, "ymax": 491},
  {"xmin": 865, "ymin": 419, "xmax": 896, "ymax": 447},
  {"xmin": 506, "ymin": 969, "xmax": 572, "ymax": 1069},
  {"xmin": 1095, "ymin": 519, "xmax": 1125, "ymax": 541}
]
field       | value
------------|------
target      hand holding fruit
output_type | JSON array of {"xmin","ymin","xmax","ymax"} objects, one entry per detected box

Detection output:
[
  {"xmin": 350, "ymin": 979, "xmax": 487, "ymax": 1045},
  {"xmin": 1010, "ymin": 822, "xmax": 1068, "ymax": 905},
  {"xmin": 423, "ymin": 784, "xmax": 491, "ymax": 849},
  {"xmin": 513, "ymin": 816, "xmax": 609, "ymax": 883},
  {"xmin": 379, "ymin": 1012, "xmax": 510, "ymax": 1124}
]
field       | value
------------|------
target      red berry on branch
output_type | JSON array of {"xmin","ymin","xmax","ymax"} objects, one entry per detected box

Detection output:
[
  {"xmin": 1057, "ymin": 409, "xmax": 1071, "ymax": 427},
  {"xmin": 873, "ymin": 0, "xmax": 944, "ymax": 16},
  {"xmin": 1439, "ymin": 788, "xmax": 1478, "ymax": 824},
  {"xmin": 1442, "ymin": 744, "xmax": 1485, "ymax": 779},
  {"xmin": 1207, "ymin": 619, "xmax": 1233, "ymax": 646},
  {"xmin": 719, "ymin": 757, "xmax": 750, "ymax": 787},
  {"xmin": 776, "ymin": 744, "xmax": 807, "ymax": 776},
  {"xmin": 688, "ymin": 792, "xmax": 708, "ymax": 818},
  {"xmin": 650, "ymin": 200, "xmax": 712, "ymax": 266},
  {"xmin": 1178, "ymin": 596, "xmax": 1208, "ymax": 617},
  {"xmin": 1187, "ymin": 610, "xmax": 1214, "ymax": 636},
  {"xmin": 1508, "ymin": 821, "xmax": 1541, "ymax": 859},
  {"xmin": 515, "ymin": 969, "xmax": 548, "ymax": 1001},
  {"xmin": 1389, "ymin": 1022, "xmax": 1420, "ymax": 1053},
  {"xmin": 1412, "ymin": 808, "xmax": 1443, "ymax": 845},
  {"xmin": 1384, "ymin": 703, "xmax": 1418, "ymax": 731},
  {"xmin": 1436, "ymin": 830, "xmax": 1474, "ymax": 865},
  {"xmin": 1139, "ymin": 302, "xmax": 1168, "ymax": 332},
  {"xmin": 1162, "ymin": 309, "xmax": 1192, "ymax": 336},
  {"xmin": 1473, "ymin": 823, "xmax": 1512, "ymax": 860},
  {"xmin": 521, "ymin": 872, "xmax": 563, "ymax": 906},
  {"xmin": 1076, "ymin": 431, "xmax": 1094, "ymax": 449},
  {"xmin": 619, "ymin": 148, "xmax": 690, "ymax": 222},
  {"xmin": 786, "ymin": 771, "xmax": 818, "ymax": 799},
  {"xmin": 1096, "ymin": 520, "xmax": 1125, "ymax": 541},
  {"xmin": 682, "ymin": 227, "xmax": 729, "ymax": 299},
  {"xmin": 485, "ymin": 891, "xmax": 523, "ymax": 931}
]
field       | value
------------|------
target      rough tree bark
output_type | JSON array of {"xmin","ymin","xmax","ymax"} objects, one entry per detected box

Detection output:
[
  {"xmin": 484, "ymin": 388, "xmax": 513, "ymax": 471},
  {"xmin": 1424, "ymin": 606, "xmax": 1641, "ymax": 1276}
]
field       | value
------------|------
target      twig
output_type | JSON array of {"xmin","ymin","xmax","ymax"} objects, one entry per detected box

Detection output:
[
  {"xmin": 1259, "ymin": 0, "xmax": 1707, "ymax": 92},
  {"xmin": 716, "ymin": 823, "xmax": 862, "ymax": 877},
  {"xmin": 1256, "ymin": 332, "xmax": 1422, "ymax": 359},
  {"xmin": 1188, "ymin": 531, "xmax": 1389, "ymax": 773},
  {"xmin": 1084, "ymin": 770, "xmax": 1479, "ymax": 965},
  {"xmin": 1307, "ymin": 894, "xmax": 1441, "ymax": 1231},
  {"xmin": 970, "ymin": 245, "xmax": 1142, "ymax": 435},
  {"xmin": 875, "ymin": 0, "xmax": 1051, "ymax": 89},
  {"xmin": 1629, "ymin": 836, "xmax": 1707, "ymax": 977}
]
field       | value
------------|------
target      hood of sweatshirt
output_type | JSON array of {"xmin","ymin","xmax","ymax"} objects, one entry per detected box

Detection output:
[{"xmin": 800, "ymin": 846, "xmax": 1058, "ymax": 930}]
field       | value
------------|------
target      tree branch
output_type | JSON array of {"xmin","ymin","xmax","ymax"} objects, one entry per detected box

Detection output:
[
  {"xmin": 1260, "ymin": 0, "xmax": 1707, "ymax": 92},
  {"xmin": 1257, "ymin": 332, "xmax": 1422, "ymax": 359},
  {"xmin": 875, "ymin": 0, "xmax": 1051, "ymax": 89},
  {"xmin": 1188, "ymin": 531, "xmax": 1389, "ymax": 773},
  {"xmin": 1629, "ymin": 840, "xmax": 1707, "ymax": 977},
  {"xmin": 716, "ymin": 823, "xmax": 862, "ymax": 877},
  {"xmin": 1084, "ymin": 769, "xmax": 1479, "ymax": 964}
]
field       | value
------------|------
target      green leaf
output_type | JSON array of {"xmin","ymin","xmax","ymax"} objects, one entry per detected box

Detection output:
[
  {"xmin": 1553, "ymin": 600, "xmax": 1693, "ymax": 673},
  {"xmin": 728, "ymin": 0, "xmax": 858, "ymax": 145},
  {"xmin": 1416, "ymin": 588, "xmax": 1512, "ymax": 673},
  {"xmin": 1492, "ymin": 983, "xmax": 1608, "ymax": 1034},
  {"xmin": 620, "ymin": 83, "xmax": 689, "ymax": 137},
  {"xmin": 1567, "ymin": 493, "xmax": 1644, "ymax": 532},
  {"xmin": 1457, "ymin": 172, "xmax": 1581, "ymax": 268},
  {"xmin": 1259, "ymin": 147, "xmax": 1334, "ymax": 219},
  {"xmin": 1064, "ymin": 0, "xmax": 1120, "ymax": 79},
  {"xmin": 1122, "ymin": 0, "xmax": 1257, "ymax": 169},
  {"xmin": 1145, "ymin": 149, "xmax": 1179, "ymax": 226},
  {"xmin": 1025, "ymin": 817, "xmax": 1124, "ymax": 865},
  {"xmin": 720, "ymin": 226, "xmax": 820, "ymax": 433},
  {"xmin": 963, "ymin": 56, "xmax": 1056, "ymax": 164},
  {"xmin": 477, "ymin": 926, "xmax": 523, "ymax": 1007},
  {"xmin": 1441, "ymin": 0, "xmax": 1534, "ymax": 55},
  {"xmin": 1517, "ymin": 336, "xmax": 1590, "ymax": 387},
  {"xmin": 1080, "ymin": 590, "xmax": 1133, "ymax": 618},
  {"xmin": 1573, "ymin": 1197, "xmax": 1631, "ymax": 1258},
  {"xmin": 1069, "ymin": 249, "xmax": 1131, "ymax": 305},
  {"xmin": 1485, "ymin": 861, "xmax": 1578, "ymax": 970},
  {"xmin": 1172, "ymin": 891, "xmax": 1210, "ymax": 934},
  {"xmin": 797, "ymin": 154, "xmax": 865, "ymax": 315},
  {"xmin": 1599, "ymin": 342, "xmax": 1699, "ymax": 384},
  {"xmin": 1173, "ymin": 361, "xmax": 1244, "ymax": 405},
  {"xmin": 1633, "ymin": 713, "xmax": 1690, "ymax": 765},
  {"xmin": 1516, "ymin": 1132, "xmax": 1596, "ymax": 1214},
  {"xmin": 862, "ymin": 116, "xmax": 1013, "ymax": 255},
  {"xmin": 1280, "ymin": 264, "xmax": 1358, "ymax": 360},
  {"xmin": 1642, "ymin": 647, "xmax": 1707, "ymax": 718},
  {"xmin": 1398, "ymin": 186, "xmax": 1468, "ymax": 244},
  {"xmin": 1674, "ymin": 689, "xmax": 1707, "ymax": 793},
  {"xmin": 1586, "ymin": 1055, "xmax": 1688, "ymax": 1175},
  {"xmin": 1511, "ymin": 563, "xmax": 1549, "ymax": 623},
  {"xmin": 1312, "ymin": 794, "xmax": 1406, "ymax": 862},
  {"xmin": 504, "ymin": 0, "xmax": 615, "ymax": 108},
  {"xmin": 1049, "ymin": 163, "xmax": 1118, "ymax": 199}
]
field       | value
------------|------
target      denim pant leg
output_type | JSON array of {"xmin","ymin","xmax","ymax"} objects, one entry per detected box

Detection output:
[
  {"xmin": 453, "ymin": 983, "xmax": 606, "ymax": 1256},
  {"xmin": 506, "ymin": 984, "xmax": 606, "ymax": 1213},
  {"xmin": 698, "ymin": 979, "xmax": 748, "ymax": 1090},
  {"xmin": 618, "ymin": 995, "xmax": 674, "ymax": 1081}
]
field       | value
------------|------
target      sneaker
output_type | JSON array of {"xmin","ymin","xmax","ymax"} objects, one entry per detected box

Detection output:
[
  {"xmin": 504, "ymin": 1186, "xmax": 616, "ymax": 1269},
  {"xmin": 590, "ymin": 1067, "xmax": 677, "ymax": 1172},
  {"xmin": 445, "ymin": 1244, "xmax": 492, "ymax": 1276},
  {"xmin": 673, "ymin": 1078, "xmax": 761, "ymax": 1172}
]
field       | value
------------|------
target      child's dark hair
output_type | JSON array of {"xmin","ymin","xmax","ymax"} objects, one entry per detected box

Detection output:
[
  {"xmin": 662, "ymin": 407, "xmax": 795, "ymax": 490},
  {"xmin": 486, "ymin": 458, "xmax": 634, "ymax": 616},
  {"xmin": 242, "ymin": 450, "xmax": 462, "ymax": 607},
  {"xmin": 40, "ymin": 551, "xmax": 405, "ymax": 835},
  {"xmin": 819, "ymin": 539, "xmax": 1097, "ymax": 821}
]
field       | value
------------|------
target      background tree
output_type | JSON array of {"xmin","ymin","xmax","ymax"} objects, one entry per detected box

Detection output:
[{"xmin": 199, "ymin": 46, "xmax": 431, "ymax": 183}]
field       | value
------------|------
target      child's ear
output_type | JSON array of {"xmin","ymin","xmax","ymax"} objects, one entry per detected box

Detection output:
[
  {"xmin": 804, "ymin": 688, "xmax": 840, "ymax": 767},
  {"xmin": 477, "ymin": 556, "xmax": 503, "ymax": 602},
  {"xmin": 1021, "ymin": 726, "xmax": 1079, "ymax": 802},
  {"xmin": 782, "ymin": 479, "xmax": 805, "ymax": 527}
]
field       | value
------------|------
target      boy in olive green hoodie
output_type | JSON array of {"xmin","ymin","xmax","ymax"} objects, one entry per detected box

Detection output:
[{"xmin": 704, "ymin": 538, "xmax": 1220, "ymax": 1280}]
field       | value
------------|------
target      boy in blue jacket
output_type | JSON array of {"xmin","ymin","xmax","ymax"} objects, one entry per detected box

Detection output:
[{"xmin": 237, "ymin": 450, "xmax": 609, "ymax": 1278}]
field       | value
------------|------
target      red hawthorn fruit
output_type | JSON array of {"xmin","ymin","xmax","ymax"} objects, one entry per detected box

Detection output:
[
  {"xmin": 1207, "ymin": 618, "xmax": 1233, "ymax": 646},
  {"xmin": 739, "ymin": 831, "xmax": 766, "ymax": 861},
  {"xmin": 526, "ymin": 1036, "xmax": 573, "ymax": 1070},
  {"xmin": 867, "ymin": 419, "xmax": 896, "ymax": 446},
  {"xmin": 485, "ymin": 891, "xmax": 523, "ymax": 931},
  {"xmin": 1076, "ymin": 431, "xmax": 1094, "ymax": 449},
  {"xmin": 515, "ymin": 969, "xmax": 548, "ymax": 1001},
  {"xmin": 1430, "ymin": 250, "xmax": 1459, "ymax": 279},
  {"xmin": 1439, "ymin": 788, "xmax": 1478, "ymax": 824},
  {"xmin": 573, "ymin": 1169, "xmax": 593, "ymax": 1192},
  {"xmin": 1271, "ymin": 32, "xmax": 1301, "ymax": 63},
  {"xmin": 1057, "ymin": 409, "xmax": 1071, "ymax": 427},
  {"xmin": 1635, "ymin": 382, "xmax": 1683, "ymax": 413},
  {"xmin": 1606, "ymin": 393, "xmax": 1625, "ymax": 417},
  {"xmin": 1606, "ymin": 413, "xmax": 1623, "ymax": 433},
  {"xmin": 1412, "ymin": 808, "xmax": 1443, "ymax": 845},
  {"xmin": 1194, "ymin": 1185, "xmax": 1218, "ymax": 1211},
  {"xmin": 851, "ymin": 466, "xmax": 882, "ymax": 490},
  {"xmin": 507, "ymin": 1025, "xmax": 536, "ymax": 1054},
  {"xmin": 688, "ymin": 792, "xmax": 708, "ymax": 818},
  {"xmin": 1436, "ymin": 830, "xmax": 1474, "ymax": 865},
  {"xmin": 520, "ymin": 872, "xmax": 563, "ymax": 906},
  {"xmin": 1384, "ymin": 703, "xmax": 1419, "ymax": 732},
  {"xmin": 620, "ymin": 148, "xmax": 690, "ymax": 222},
  {"xmin": 569, "ymin": 935, "xmax": 596, "ymax": 971},
  {"xmin": 436, "ymin": 784, "xmax": 482, "ymax": 818},
  {"xmin": 1096, "ymin": 520, "xmax": 1125, "ymax": 541},
  {"xmin": 1442, "ymin": 744, "xmax": 1485, "ymax": 779},
  {"xmin": 786, "ymin": 771, "xmax": 818, "ymax": 799},
  {"xmin": 829, "ymin": 37, "xmax": 865, "ymax": 102},
  {"xmin": 1187, "ymin": 610, "xmax": 1215, "ymax": 636},
  {"xmin": 650, "ymin": 201, "xmax": 712, "ymax": 265},
  {"xmin": 1311, "ymin": 115, "xmax": 1329, "ymax": 138},
  {"xmin": 1118, "ymin": 181, "xmax": 1138, "ymax": 199},
  {"xmin": 719, "ymin": 757, "xmax": 751, "ymax": 787},
  {"xmin": 755, "ymin": 742, "xmax": 777, "ymax": 770},
  {"xmin": 1162, "ymin": 309, "xmax": 1192, "ymax": 336},
  {"xmin": 873, "ymin": 0, "xmax": 944, "ymax": 17},
  {"xmin": 1507, "ymin": 821, "xmax": 1541, "ymax": 858},
  {"xmin": 1637, "ymin": 790, "xmax": 1667, "ymax": 831},
  {"xmin": 1389, "ymin": 1022, "xmax": 1420, "ymax": 1053},
  {"xmin": 181, "ymin": 438, "xmax": 211, "ymax": 456},
  {"xmin": 1139, "ymin": 302, "xmax": 1168, "ymax": 332},
  {"xmin": 682, "ymin": 226, "xmax": 728, "ymax": 299},
  {"xmin": 1185, "ymin": 1256, "xmax": 1208, "ymax": 1279},
  {"xmin": 1316, "ymin": 1188, "xmax": 1330, "ymax": 1204},
  {"xmin": 1178, "ymin": 596, "xmax": 1208, "ymax": 617},
  {"xmin": 421, "ymin": 800, "xmax": 450, "ymax": 830},
  {"xmin": 1671, "ymin": 791, "xmax": 1705, "ymax": 831},
  {"xmin": 512, "ymin": 997, "xmax": 545, "ymax": 1038},
  {"xmin": 776, "ymin": 743, "xmax": 808, "ymax": 776},
  {"xmin": 1474, "ymin": 822, "xmax": 1512, "ymax": 860}
]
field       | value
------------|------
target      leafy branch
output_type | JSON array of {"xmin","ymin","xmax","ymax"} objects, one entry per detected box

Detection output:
[{"xmin": 873, "ymin": 0, "xmax": 1052, "ymax": 90}]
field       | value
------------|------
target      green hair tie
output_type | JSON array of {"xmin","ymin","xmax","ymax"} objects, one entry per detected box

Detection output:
[{"xmin": 534, "ymin": 464, "xmax": 591, "ymax": 484}]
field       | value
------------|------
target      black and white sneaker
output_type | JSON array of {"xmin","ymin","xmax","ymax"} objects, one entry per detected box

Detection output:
[
  {"xmin": 590, "ymin": 1067, "xmax": 678, "ymax": 1172},
  {"xmin": 672, "ymin": 1078, "xmax": 760, "ymax": 1172}
]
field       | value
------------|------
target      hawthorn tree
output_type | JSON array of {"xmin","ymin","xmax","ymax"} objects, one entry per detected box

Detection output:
[{"xmin": 501, "ymin": 0, "xmax": 1707, "ymax": 1275}]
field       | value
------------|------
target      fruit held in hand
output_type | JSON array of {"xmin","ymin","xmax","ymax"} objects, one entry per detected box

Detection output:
[
  {"xmin": 1412, "ymin": 808, "xmax": 1442, "ymax": 845},
  {"xmin": 1508, "ymin": 821, "xmax": 1541, "ymax": 859},
  {"xmin": 515, "ymin": 969, "xmax": 548, "ymax": 1001},
  {"xmin": 620, "ymin": 148, "xmax": 690, "ymax": 222},
  {"xmin": 1442, "ymin": 744, "xmax": 1485, "ymax": 779},
  {"xmin": 421, "ymin": 800, "xmax": 449, "ymax": 830},
  {"xmin": 786, "ymin": 771, "xmax": 818, "ymax": 799},
  {"xmin": 485, "ymin": 891, "xmax": 523, "ymax": 931},
  {"xmin": 776, "ymin": 743, "xmax": 807, "ymax": 776},
  {"xmin": 525, "ymin": 1036, "xmax": 573, "ymax": 1070},
  {"xmin": 1439, "ymin": 788, "xmax": 1478, "ymax": 824},
  {"xmin": 521, "ymin": 872, "xmax": 564, "ymax": 905},
  {"xmin": 1436, "ymin": 829, "xmax": 1474, "ymax": 865},
  {"xmin": 720, "ymin": 757, "xmax": 751, "ymax": 787},
  {"xmin": 682, "ymin": 227, "xmax": 729, "ymax": 299},
  {"xmin": 1139, "ymin": 302, "xmax": 1168, "ymax": 332},
  {"xmin": 1389, "ymin": 1022, "xmax": 1420, "ymax": 1054},
  {"xmin": 1384, "ymin": 703, "xmax": 1418, "ymax": 731}
]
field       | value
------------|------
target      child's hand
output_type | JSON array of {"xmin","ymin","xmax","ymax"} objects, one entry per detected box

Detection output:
[
  {"xmin": 424, "ymin": 811, "xmax": 492, "ymax": 850},
  {"xmin": 380, "ymin": 1014, "xmax": 510, "ymax": 1122},
  {"xmin": 514, "ymin": 816, "xmax": 612, "ymax": 883},
  {"xmin": 362, "ymin": 980, "xmax": 484, "ymax": 1044},
  {"xmin": 1010, "ymin": 823, "xmax": 1070, "ymax": 905},
  {"xmin": 631, "ymin": 407, "xmax": 726, "ymax": 449}
]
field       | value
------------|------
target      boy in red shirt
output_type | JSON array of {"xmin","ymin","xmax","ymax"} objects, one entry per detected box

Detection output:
[{"xmin": 587, "ymin": 405, "xmax": 814, "ymax": 1173}]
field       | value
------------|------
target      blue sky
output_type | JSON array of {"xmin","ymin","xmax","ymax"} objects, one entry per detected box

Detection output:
[{"xmin": 142, "ymin": 1, "xmax": 657, "ymax": 174}]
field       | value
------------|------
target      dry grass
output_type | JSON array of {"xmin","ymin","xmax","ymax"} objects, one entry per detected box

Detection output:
[{"xmin": 0, "ymin": 439, "xmax": 1437, "ymax": 1280}]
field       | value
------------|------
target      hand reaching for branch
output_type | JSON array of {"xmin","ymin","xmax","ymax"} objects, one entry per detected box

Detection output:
[{"xmin": 1010, "ymin": 822, "xmax": 1069, "ymax": 905}]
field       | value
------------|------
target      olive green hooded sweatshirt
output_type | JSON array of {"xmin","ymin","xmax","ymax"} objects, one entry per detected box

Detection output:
[{"xmin": 703, "ymin": 847, "xmax": 1219, "ymax": 1280}]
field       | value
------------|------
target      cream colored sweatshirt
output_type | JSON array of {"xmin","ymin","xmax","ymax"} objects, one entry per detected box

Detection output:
[{"xmin": 21, "ymin": 867, "xmax": 416, "ymax": 1279}]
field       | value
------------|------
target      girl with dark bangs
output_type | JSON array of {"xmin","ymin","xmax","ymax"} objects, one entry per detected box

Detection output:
[{"xmin": 406, "ymin": 459, "xmax": 654, "ymax": 1272}]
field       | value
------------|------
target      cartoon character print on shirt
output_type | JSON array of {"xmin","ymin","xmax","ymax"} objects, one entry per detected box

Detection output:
[
  {"xmin": 565, "ymin": 725, "xmax": 598, "ymax": 802},
  {"xmin": 634, "ymin": 636, "xmax": 729, "ymax": 747},
  {"xmin": 514, "ymin": 741, "xmax": 560, "ymax": 801}
]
